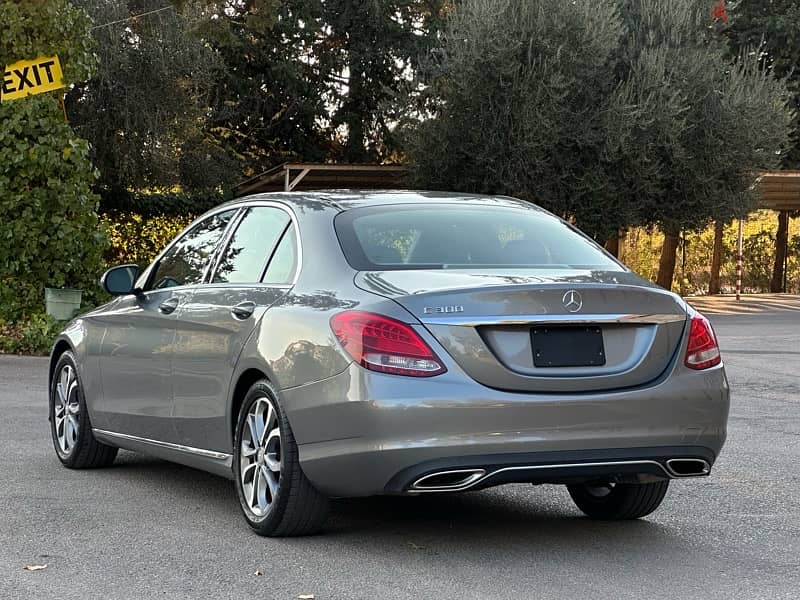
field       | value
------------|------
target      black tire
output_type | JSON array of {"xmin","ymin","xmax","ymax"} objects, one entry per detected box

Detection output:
[
  {"xmin": 49, "ymin": 351, "xmax": 118, "ymax": 469},
  {"xmin": 233, "ymin": 379, "xmax": 329, "ymax": 537},
  {"xmin": 567, "ymin": 479, "xmax": 669, "ymax": 520}
]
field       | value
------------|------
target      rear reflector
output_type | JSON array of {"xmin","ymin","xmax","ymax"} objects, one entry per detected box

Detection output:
[
  {"xmin": 684, "ymin": 314, "xmax": 721, "ymax": 370},
  {"xmin": 331, "ymin": 311, "xmax": 446, "ymax": 377}
]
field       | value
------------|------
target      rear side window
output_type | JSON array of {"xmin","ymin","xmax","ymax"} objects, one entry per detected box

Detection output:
[
  {"xmin": 212, "ymin": 207, "xmax": 290, "ymax": 284},
  {"xmin": 148, "ymin": 209, "xmax": 236, "ymax": 289},
  {"xmin": 334, "ymin": 204, "xmax": 622, "ymax": 271}
]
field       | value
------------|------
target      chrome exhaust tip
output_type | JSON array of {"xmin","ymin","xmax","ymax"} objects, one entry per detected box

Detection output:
[
  {"xmin": 665, "ymin": 458, "xmax": 711, "ymax": 478},
  {"xmin": 411, "ymin": 469, "xmax": 486, "ymax": 492}
]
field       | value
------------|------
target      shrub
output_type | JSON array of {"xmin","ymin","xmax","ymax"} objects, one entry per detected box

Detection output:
[
  {"xmin": 0, "ymin": 0, "xmax": 107, "ymax": 322},
  {"xmin": 0, "ymin": 313, "xmax": 63, "ymax": 355},
  {"xmin": 102, "ymin": 212, "xmax": 194, "ymax": 269}
]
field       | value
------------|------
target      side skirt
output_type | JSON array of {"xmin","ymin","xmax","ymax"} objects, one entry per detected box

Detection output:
[{"xmin": 92, "ymin": 428, "xmax": 235, "ymax": 480}]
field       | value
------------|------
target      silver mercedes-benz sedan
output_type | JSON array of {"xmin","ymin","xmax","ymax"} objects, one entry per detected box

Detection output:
[{"xmin": 49, "ymin": 191, "xmax": 729, "ymax": 536}]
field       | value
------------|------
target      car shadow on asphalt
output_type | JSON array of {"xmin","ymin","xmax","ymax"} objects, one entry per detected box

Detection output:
[{"xmin": 105, "ymin": 451, "xmax": 682, "ymax": 553}]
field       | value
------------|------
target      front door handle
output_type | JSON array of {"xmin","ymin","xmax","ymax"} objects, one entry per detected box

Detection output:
[
  {"xmin": 231, "ymin": 301, "xmax": 256, "ymax": 320},
  {"xmin": 158, "ymin": 297, "xmax": 180, "ymax": 314}
]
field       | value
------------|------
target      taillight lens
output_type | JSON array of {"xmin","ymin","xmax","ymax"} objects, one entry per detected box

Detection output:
[
  {"xmin": 330, "ymin": 311, "xmax": 446, "ymax": 377},
  {"xmin": 684, "ymin": 314, "xmax": 721, "ymax": 370}
]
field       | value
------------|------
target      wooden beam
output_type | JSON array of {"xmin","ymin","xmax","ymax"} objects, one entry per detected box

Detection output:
[{"xmin": 287, "ymin": 168, "xmax": 311, "ymax": 191}]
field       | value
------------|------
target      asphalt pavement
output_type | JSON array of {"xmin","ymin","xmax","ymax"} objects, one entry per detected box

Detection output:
[{"xmin": 2, "ymin": 307, "xmax": 799, "ymax": 599}]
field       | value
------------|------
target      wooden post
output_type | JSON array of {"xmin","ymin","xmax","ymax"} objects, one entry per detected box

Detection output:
[
  {"xmin": 736, "ymin": 219, "xmax": 744, "ymax": 301},
  {"xmin": 709, "ymin": 221, "xmax": 723, "ymax": 295}
]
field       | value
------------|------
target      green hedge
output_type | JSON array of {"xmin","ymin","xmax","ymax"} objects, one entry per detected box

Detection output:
[
  {"xmin": 98, "ymin": 189, "xmax": 233, "ymax": 217},
  {"xmin": 102, "ymin": 211, "xmax": 195, "ymax": 269}
]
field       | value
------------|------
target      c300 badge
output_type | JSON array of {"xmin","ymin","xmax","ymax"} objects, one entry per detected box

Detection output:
[{"xmin": 423, "ymin": 305, "xmax": 464, "ymax": 314}]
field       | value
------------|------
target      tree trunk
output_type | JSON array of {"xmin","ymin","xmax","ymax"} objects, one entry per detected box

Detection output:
[
  {"xmin": 343, "ymin": 51, "xmax": 368, "ymax": 163},
  {"xmin": 604, "ymin": 234, "xmax": 619, "ymax": 258},
  {"xmin": 708, "ymin": 221, "xmax": 724, "ymax": 295},
  {"xmin": 770, "ymin": 210, "xmax": 789, "ymax": 293},
  {"xmin": 656, "ymin": 227, "xmax": 680, "ymax": 291}
]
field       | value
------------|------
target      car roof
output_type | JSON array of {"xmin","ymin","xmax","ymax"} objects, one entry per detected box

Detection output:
[{"xmin": 229, "ymin": 189, "xmax": 537, "ymax": 213}]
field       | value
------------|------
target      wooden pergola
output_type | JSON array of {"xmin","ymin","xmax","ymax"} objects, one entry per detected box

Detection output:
[
  {"xmin": 234, "ymin": 164, "xmax": 800, "ymax": 208},
  {"xmin": 234, "ymin": 163, "xmax": 408, "ymax": 197},
  {"xmin": 755, "ymin": 171, "xmax": 800, "ymax": 211}
]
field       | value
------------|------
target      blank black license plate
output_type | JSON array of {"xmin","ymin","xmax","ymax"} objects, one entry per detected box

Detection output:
[{"xmin": 532, "ymin": 326, "xmax": 606, "ymax": 367}]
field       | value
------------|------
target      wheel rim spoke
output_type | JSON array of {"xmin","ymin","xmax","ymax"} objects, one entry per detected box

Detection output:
[
  {"xmin": 255, "ymin": 466, "xmax": 269, "ymax": 512},
  {"xmin": 239, "ymin": 395, "xmax": 281, "ymax": 517},
  {"xmin": 246, "ymin": 414, "xmax": 259, "ymax": 447},
  {"xmin": 263, "ymin": 466, "xmax": 278, "ymax": 500},
  {"xmin": 241, "ymin": 442, "xmax": 258, "ymax": 457},
  {"xmin": 260, "ymin": 403, "xmax": 273, "ymax": 446}
]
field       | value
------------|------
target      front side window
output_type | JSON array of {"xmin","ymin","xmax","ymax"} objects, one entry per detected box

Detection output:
[
  {"xmin": 148, "ymin": 210, "xmax": 236, "ymax": 290},
  {"xmin": 334, "ymin": 204, "xmax": 622, "ymax": 271},
  {"xmin": 212, "ymin": 207, "xmax": 291, "ymax": 284}
]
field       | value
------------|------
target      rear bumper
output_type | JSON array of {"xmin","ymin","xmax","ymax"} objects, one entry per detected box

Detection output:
[{"xmin": 283, "ymin": 362, "xmax": 729, "ymax": 497}]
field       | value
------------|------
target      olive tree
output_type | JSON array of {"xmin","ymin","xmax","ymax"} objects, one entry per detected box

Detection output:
[{"xmin": 410, "ymin": 0, "xmax": 793, "ymax": 290}]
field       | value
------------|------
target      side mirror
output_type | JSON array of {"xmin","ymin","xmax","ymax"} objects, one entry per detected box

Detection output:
[{"xmin": 101, "ymin": 264, "xmax": 141, "ymax": 296}]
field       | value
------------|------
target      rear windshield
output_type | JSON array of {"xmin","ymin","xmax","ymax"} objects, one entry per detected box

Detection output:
[{"xmin": 334, "ymin": 204, "xmax": 622, "ymax": 271}]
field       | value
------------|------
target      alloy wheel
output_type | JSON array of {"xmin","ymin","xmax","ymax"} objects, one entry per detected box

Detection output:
[
  {"xmin": 240, "ymin": 396, "xmax": 282, "ymax": 517},
  {"xmin": 54, "ymin": 364, "xmax": 80, "ymax": 455}
]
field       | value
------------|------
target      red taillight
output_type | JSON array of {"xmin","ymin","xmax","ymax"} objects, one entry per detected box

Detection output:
[
  {"xmin": 684, "ymin": 314, "xmax": 721, "ymax": 370},
  {"xmin": 330, "ymin": 311, "xmax": 446, "ymax": 377}
]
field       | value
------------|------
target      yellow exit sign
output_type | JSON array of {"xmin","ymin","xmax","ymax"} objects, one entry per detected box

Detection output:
[{"xmin": 1, "ymin": 56, "xmax": 65, "ymax": 102}]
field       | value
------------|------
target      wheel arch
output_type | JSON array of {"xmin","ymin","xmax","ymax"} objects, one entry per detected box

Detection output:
[
  {"xmin": 228, "ymin": 361, "xmax": 277, "ymax": 449},
  {"xmin": 49, "ymin": 337, "xmax": 75, "ymax": 389}
]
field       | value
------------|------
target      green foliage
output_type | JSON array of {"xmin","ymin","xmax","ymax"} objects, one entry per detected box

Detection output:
[
  {"xmin": 102, "ymin": 212, "xmax": 194, "ymax": 268},
  {"xmin": 316, "ymin": 0, "xmax": 452, "ymax": 162},
  {"xmin": 0, "ymin": 313, "xmax": 63, "ymax": 355},
  {"xmin": 410, "ymin": 0, "xmax": 794, "ymax": 243},
  {"xmin": 177, "ymin": 0, "xmax": 450, "ymax": 175},
  {"xmin": 0, "ymin": 0, "xmax": 107, "ymax": 321},
  {"xmin": 98, "ymin": 189, "xmax": 231, "ymax": 216},
  {"xmin": 727, "ymin": 0, "xmax": 800, "ymax": 167},
  {"xmin": 68, "ymin": 0, "xmax": 236, "ymax": 191}
]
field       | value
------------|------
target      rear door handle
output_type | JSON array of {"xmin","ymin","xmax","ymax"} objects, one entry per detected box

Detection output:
[
  {"xmin": 158, "ymin": 297, "xmax": 180, "ymax": 314},
  {"xmin": 231, "ymin": 301, "xmax": 256, "ymax": 320}
]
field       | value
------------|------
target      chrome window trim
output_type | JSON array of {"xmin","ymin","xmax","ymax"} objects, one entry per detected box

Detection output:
[
  {"xmin": 204, "ymin": 207, "xmax": 249, "ymax": 284},
  {"xmin": 136, "ymin": 200, "xmax": 303, "ymax": 294},
  {"xmin": 92, "ymin": 428, "xmax": 231, "ymax": 461},
  {"xmin": 206, "ymin": 206, "xmax": 294, "ymax": 286},
  {"xmin": 137, "ymin": 207, "xmax": 242, "ymax": 295},
  {"xmin": 419, "ymin": 313, "xmax": 688, "ymax": 327}
]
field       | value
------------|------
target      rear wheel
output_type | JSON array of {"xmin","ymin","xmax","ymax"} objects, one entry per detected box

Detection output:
[
  {"xmin": 49, "ymin": 351, "xmax": 118, "ymax": 469},
  {"xmin": 233, "ymin": 379, "xmax": 329, "ymax": 536},
  {"xmin": 567, "ymin": 479, "xmax": 669, "ymax": 520}
]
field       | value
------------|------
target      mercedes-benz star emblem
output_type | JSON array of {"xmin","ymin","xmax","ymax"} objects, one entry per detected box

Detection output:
[{"xmin": 562, "ymin": 290, "xmax": 583, "ymax": 313}]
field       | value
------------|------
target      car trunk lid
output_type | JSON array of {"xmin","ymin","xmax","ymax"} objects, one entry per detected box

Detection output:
[{"xmin": 355, "ymin": 269, "xmax": 688, "ymax": 393}]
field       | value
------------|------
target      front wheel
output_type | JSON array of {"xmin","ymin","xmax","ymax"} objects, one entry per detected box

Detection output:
[
  {"xmin": 567, "ymin": 480, "xmax": 669, "ymax": 520},
  {"xmin": 49, "ymin": 351, "xmax": 118, "ymax": 469},
  {"xmin": 233, "ymin": 380, "xmax": 329, "ymax": 536}
]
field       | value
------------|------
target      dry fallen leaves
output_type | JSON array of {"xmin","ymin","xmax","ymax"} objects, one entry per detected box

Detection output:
[{"xmin": 23, "ymin": 565, "xmax": 47, "ymax": 571}]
